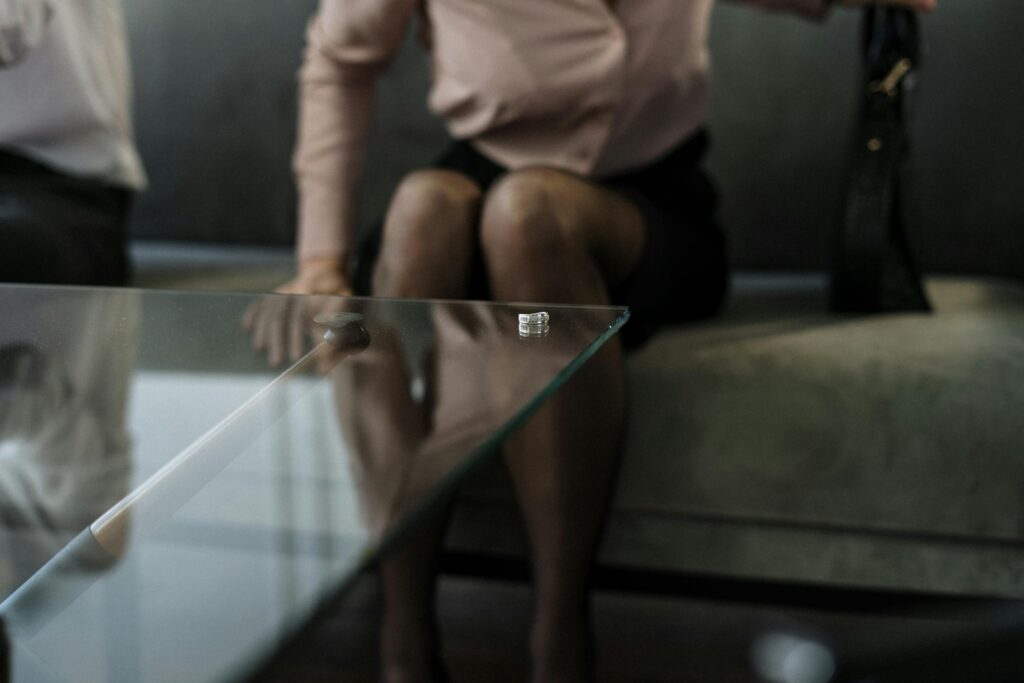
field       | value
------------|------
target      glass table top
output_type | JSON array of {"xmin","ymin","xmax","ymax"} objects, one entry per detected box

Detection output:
[{"xmin": 0, "ymin": 284, "xmax": 628, "ymax": 683}]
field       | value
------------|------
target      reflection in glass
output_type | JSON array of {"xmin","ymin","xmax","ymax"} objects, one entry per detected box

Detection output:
[
  {"xmin": 0, "ymin": 292, "xmax": 137, "ymax": 602},
  {"xmin": 0, "ymin": 287, "xmax": 626, "ymax": 683}
]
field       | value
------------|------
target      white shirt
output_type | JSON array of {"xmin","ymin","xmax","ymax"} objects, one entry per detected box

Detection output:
[{"xmin": 0, "ymin": 0, "xmax": 145, "ymax": 189}]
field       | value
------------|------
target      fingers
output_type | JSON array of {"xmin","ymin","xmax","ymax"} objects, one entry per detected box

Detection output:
[
  {"xmin": 244, "ymin": 296, "xmax": 305, "ymax": 368},
  {"xmin": 242, "ymin": 303, "xmax": 256, "ymax": 332},
  {"xmin": 289, "ymin": 302, "xmax": 306, "ymax": 363},
  {"xmin": 244, "ymin": 269, "xmax": 356, "ymax": 368},
  {"xmin": 266, "ymin": 302, "xmax": 287, "ymax": 367},
  {"xmin": 245, "ymin": 294, "xmax": 368, "ymax": 370},
  {"xmin": 247, "ymin": 300, "xmax": 271, "ymax": 354}
]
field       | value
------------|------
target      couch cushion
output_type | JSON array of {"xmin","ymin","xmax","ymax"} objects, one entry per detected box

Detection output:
[
  {"xmin": 621, "ymin": 276, "xmax": 1024, "ymax": 543},
  {"xmin": 452, "ymin": 275, "xmax": 1024, "ymax": 596}
]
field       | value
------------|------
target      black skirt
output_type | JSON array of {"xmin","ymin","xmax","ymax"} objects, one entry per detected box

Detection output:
[{"xmin": 355, "ymin": 131, "xmax": 729, "ymax": 348}]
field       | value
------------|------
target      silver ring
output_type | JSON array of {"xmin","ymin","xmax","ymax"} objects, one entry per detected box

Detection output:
[{"xmin": 518, "ymin": 311, "xmax": 549, "ymax": 326}]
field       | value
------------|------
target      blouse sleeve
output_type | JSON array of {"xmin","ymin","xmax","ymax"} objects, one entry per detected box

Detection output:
[{"xmin": 292, "ymin": 0, "xmax": 419, "ymax": 262}]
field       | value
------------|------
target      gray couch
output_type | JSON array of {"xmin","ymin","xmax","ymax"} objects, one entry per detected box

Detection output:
[
  {"xmin": 450, "ymin": 275, "xmax": 1024, "ymax": 600},
  {"xmin": 125, "ymin": 0, "xmax": 1024, "ymax": 602},
  {"xmin": 133, "ymin": 245, "xmax": 1024, "ymax": 600}
]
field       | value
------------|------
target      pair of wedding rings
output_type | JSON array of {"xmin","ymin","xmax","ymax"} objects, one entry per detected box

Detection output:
[{"xmin": 518, "ymin": 311, "xmax": 550, "ymax": 338}]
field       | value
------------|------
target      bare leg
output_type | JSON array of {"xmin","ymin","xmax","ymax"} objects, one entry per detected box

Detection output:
[
  {"xmin": 371, "ymin": 170, "xmax": 481, "ymax": 683},
  {"xmin": 373, "ymin": 170, "xmax": 482, "ymax": 299},
  {"xmin": 480, "ymin": 169, "xmax": 645, "ymax": 682}
]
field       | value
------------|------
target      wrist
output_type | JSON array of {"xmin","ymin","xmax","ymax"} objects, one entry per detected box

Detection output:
[{"xmin": 299, "ymin": 255, "xmax": 347, "ymax": 276}]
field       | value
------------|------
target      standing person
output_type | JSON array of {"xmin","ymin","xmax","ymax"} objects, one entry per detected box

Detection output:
[
  {"xmin": 262, "ymin": 0, "xmax": 935, "ymax": 679},
  {"xmin": 0, "ymin": 0, "xmax": 145, "ymax": 286},
  {"xmin": 0, "ymin": 289, "xmax": 137, "ymax": 601}
]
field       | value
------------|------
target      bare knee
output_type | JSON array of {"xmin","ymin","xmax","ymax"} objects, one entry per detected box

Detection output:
[
  {"xmin": 480, "ymin": 169, "xmax": 585, "ymax": 272},
  {"xmin": 384, "ymin": 170, "xmax": 482, "ymax": 242},
  {"xmin": 479, "ymin": 169, "xmax": 609, "ymax": 303},
  {"xmin": 375, "ymin": 170, "xmax": 482, "ymax": 297}
]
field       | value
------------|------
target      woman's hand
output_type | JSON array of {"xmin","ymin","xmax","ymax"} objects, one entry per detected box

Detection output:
[
  {"xmin": 244, "ymin": 256, "xmax": 355, "ymax": 367},
  {"xmin": 276, "ymin": 256, "xmax": 353, "ymax": 297}
]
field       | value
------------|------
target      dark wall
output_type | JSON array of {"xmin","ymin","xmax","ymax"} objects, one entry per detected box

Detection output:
[
  {"xmin": 708, "ymin": 1, "xmax": 1024, "ymax": 276},
  {"xmin": 126, "ymin": 0, "xmax": 319, "ymax": 245},
  {"xmin": 125, "ymin": 0, "xmax": 441, "ymax": 247},
  {"xmin": 125, "ymin": 1, "xmax": 1024, "ymax": 278}
]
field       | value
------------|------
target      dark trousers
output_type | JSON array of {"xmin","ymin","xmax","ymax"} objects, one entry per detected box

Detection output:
[{"xmin": 0, "ymin": 150, "xmax": 131, "ymax": 286}]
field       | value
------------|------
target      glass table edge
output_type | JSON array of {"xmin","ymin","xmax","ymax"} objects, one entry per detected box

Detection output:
[
  {"xmin": 232, "ymin": 305, "xmax": 632, "ymax": 682},
  {"xmin": 0, "ymin": 290, "xmax": 630, "ymax": 682}
]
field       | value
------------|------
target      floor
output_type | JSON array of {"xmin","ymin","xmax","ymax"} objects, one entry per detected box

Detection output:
[{"xmin": 253, "ymin": 573, "xmax": 977, "ymax": 683}]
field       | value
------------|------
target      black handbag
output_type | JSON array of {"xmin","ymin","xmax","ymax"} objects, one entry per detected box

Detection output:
[{"xmin": 829, "ymin": 7, "xmax": 931, "ymax": 313}]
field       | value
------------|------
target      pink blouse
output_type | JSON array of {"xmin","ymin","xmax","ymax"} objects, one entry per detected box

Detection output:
[{"xmin": 294, "ymin": 0, "xmax": 828, "ymax": 261}]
